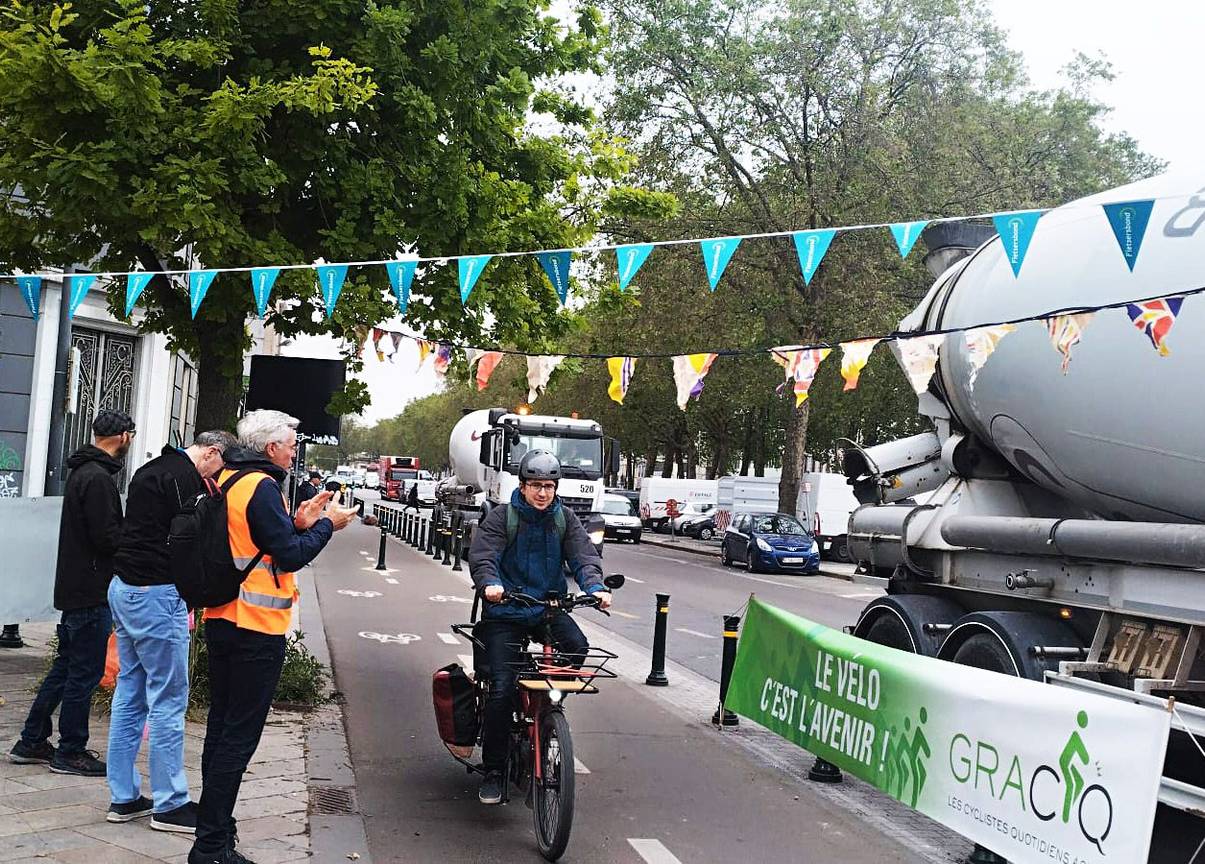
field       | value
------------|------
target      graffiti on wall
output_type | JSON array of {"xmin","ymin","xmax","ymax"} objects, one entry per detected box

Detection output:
[{"xmin": 0, "ymin": 439, "xmax": 22, "ymax": 497}]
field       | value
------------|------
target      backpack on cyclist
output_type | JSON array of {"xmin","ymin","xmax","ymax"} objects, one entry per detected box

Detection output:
[
  {"xmin": 168, "ymin": 469, "xmax": 266, "ymax": 608},
  {"xmin": 432, "ymin": 662, "xmax": 479, "ymax": 758}
]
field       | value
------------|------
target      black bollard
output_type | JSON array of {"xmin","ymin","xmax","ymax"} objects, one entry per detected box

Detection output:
[
  {"xmin": 441, "ymin": 523, "xmax": 453, "ymax": 566},
  {"xmin": 431, "ymin": 514, "xmax": 443, "ymax": 558},
  {"xmin": 375, "ymin": 526, "xmax": 388, "ymax": 571},
  {"xmin": 0, "ymin": 624, "xmax": 24, "ymax": 649},
  {"xmin": 711, "ymin": 615, "xmax": 741, "ymax": 726},
  {"xmin": 645, "ymin": 593, "xmax": 671, "ymax": 686},
  {"xmin": 967, "ymin": 845, "xmax": 1007, "ymax": 864},
  {"xmin": 402, "ymin": 511, "xmax": 411, "ymax": 544},
  {"xmin": 419, "ymin": 517, "xmax": 428, "ymax": 551},
  {"xmin": 808, "ymin": 757, "xmax": 842, "ymax": 783},
  {"xmin": 392, "ymin": 508, "xmax": 401, "ymax": 538},
  {"xmin": 408, "ymin": 513, "xmax": 417, "ymax": 546},
  {"xmin": 452, "ymin": 517, "xmax": 465, "ymax": 572}
]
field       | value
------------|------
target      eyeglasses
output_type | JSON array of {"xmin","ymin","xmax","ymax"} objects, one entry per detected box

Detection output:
[{"xmin": 525, "ymin": 482, "xmax": 557, "ymax": 494}]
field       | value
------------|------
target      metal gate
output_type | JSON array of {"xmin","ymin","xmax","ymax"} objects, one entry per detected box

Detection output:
[{"xmin": 62, "ymin": 328, "xmax": 137, "ymax": 491}]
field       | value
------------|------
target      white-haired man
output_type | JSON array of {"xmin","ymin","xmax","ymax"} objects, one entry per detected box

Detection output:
[{"xmin": 189, "ymin": 410, "xmax": 356, "ymax": 864}]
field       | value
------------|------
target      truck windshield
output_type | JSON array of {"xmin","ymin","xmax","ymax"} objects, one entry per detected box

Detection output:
[
  {"xmin": 390, "ymin": 469, "xmax": 418, "ymax": 481},
  {"xmin": 509, "ymin": 435, "xmax": 603, "ymax": 478}
]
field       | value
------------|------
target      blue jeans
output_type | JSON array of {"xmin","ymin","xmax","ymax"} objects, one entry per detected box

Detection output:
[
  {"xmin": 106, "ymin": 580, "xmax": 191, "ymax": 811},
  {"xmin": 21, "ymin": 603, "xmax": 112, "ymax": 755}
]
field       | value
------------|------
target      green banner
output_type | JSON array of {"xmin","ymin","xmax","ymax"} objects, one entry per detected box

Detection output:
[{"xmin": 726, "ymin": 597, "xmax": 1169, "ymax": 864}]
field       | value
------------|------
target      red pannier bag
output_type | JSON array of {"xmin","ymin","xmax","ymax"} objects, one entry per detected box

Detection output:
[{"xmin": 432, "ymin": 663, "xmax": 478, "ymax": 758}]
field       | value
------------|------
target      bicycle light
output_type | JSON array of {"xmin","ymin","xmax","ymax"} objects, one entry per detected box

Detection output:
[{"xmin": 548, "ymin": 688, "xmax": 564, "ymax": 704}]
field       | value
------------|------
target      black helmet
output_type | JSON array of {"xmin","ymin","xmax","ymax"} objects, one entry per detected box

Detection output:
[{"xmin": 518, "ymin": 449, "xmax": 562, "ymax": 482}]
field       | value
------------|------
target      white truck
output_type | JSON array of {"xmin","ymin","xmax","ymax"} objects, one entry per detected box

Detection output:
[
  {"xmin": 638, "ymin": 478, "xmax": 717, "ymax": 531},
  {"xmin": 796, "ymin": 471, "xmax": 860, "ymax": 562},
  {"xmin": 843, "ymin": 171, "xmax": 1205, "ymax": 830},
  {"xmin": 713, "ymin": 475, "xmax": 780, "ymax": 534}
]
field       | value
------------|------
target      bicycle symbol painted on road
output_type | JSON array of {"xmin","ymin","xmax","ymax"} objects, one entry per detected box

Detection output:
[
  {"xmin": 358, "ymin": 632, "xmax": 422, "ymax": 644},
  {"xmin": 338, "ymin": 590, "xmax": 383, "ymax": 598},
  {"xmin": 428, "ymin": 595, "xmax": 471, "ymax": 603}
]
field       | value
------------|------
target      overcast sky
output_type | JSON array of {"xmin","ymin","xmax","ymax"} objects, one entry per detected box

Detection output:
[{"xmin": 284, "ymin": 0, "xmax": 1202, "ymax": 425}]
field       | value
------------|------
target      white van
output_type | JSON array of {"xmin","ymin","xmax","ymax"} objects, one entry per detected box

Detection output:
[{"xmin": 638, "ymin": 478, "xmax": 717, "ymax": 531}]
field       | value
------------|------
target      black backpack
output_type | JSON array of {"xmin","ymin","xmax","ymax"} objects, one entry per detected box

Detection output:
[{"xmin": 169, "ymin": 468, "xmax": 266, "ymax": 608}]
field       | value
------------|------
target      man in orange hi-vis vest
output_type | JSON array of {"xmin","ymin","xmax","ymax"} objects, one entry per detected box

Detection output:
[{"xmin": 189, "ymin": 410, "xmax": 356, "ymax": 864}]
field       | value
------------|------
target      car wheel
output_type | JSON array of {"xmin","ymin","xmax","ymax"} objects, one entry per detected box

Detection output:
[
  {"xmin": 699, "ymin": 527, "xmax": 714, "ymax": 541},
  {"xmin": 720, "ymin": 544, "xmax": 732, "ymax": 567},
  {"xmin": 633, "ymin": 533, "xmax": 642, "ymax": 544},
  {"xmin": 747, "ymin": 546, "xmax": 765, "ymax": 573},
  {"xmin": 832, "ymin": 536, "xmax": 853, "ymax": 563}
]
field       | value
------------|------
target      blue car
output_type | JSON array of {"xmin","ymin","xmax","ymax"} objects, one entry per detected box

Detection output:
[{"xmin": 720, "ymin": 512, "xmax": 820, "ymax": 574}]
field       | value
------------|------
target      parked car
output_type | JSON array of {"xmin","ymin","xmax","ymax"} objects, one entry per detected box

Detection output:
[
  {"xmin": 352, "ymin": 468, "xmax": 368, "ymax": 488},
  {"xmin": 600, "ymin": 494, "xmax": 643, "ymax": 543},
  {"xmin": 606, "ymin": 488, "xmax": 641, "ymax": 510},
  {"xmin": 671, "ymin": 502, "xmax": 715, "ymax": 533},
  {"xmin": 683, "ymin": 515, "xmax": 717, "ymax": 541},
  {"xmin": 720, "ymin": 512, "xmax": 819, "ymax": 574}
]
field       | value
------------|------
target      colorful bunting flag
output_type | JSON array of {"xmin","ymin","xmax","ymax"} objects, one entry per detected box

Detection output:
[
  {"xmin": 889, "ymin": 221, "xmax": 928, "ymax": 258},
  {"xmin": 1103, "ymin": 200, "xmax": 1155, "ymax": 271},
  {"xmin": 896, "ymin": 334, "xmax": 946, "ymax": 394},
  {"xmin": 389, "ymin": 331, "xmax": 403, "ymax": 361},
  {"xmin": 121, "ymin": 273, "xmax": 152, "ymax": 318},
  {"xmin": 992, "ymin": 210, "xmax": 1042, "ymax": 277},
  {"xmin": 433, "ymin": 343, "xmax": 453, "ymax": 379},
  {"xmin": 1126, "ymin": 298, "xmax": 1182, "ymax": 356},
  {"xmin": 189, "ymin": 271, "xmax": 218, "ymax": 319},
  {"xmin": 537, "ymin": 251, "xmax": 572, "ymax": 304},
  {"xmin": 615, "ymin": 243, "xmax": 653, "ymax": 291},
  {"xmin": 671, "ymin": 353, "xmax": 718, "ymax": 410},
  {"xmin": 458, "ymin": 255, "xmax": 492, "ymax": 303},
  {"xmin": 16, "ymin": 276, "xmax": 40, "ymax": 318},
  {"xmin": 370, "ymin": 328, "xmax": 386, "ymax": 362},
  {"xmin": 386, "ymin": 259, "xmax": 417, "ymax": 312},
  {"xmin": 964, "ymin": 325, "xmax": 1016, "ymax": 389},
  {"xmin": 607, "ymin": 357, "xmax": 637, "ymax": 405},
  {"xmin": 1045, "ymin": 314, "xmax": 1094, "ymax": 374},
  {"xmin": 474, "ymin": 351, "xmax": 505, "ymax": 391},
  {"xmin": 839, "ymin": 339, "xmax": 880, "ymax": 391},
  {"xmin": 67, "ymin": 274, "xmax": 97, "ymax": 318},
  {"xmin": 250, "ymin": 267, "xmax": 280, "ymax": 318},
  {"xmin": 526, "ymin": 355, "xmax": 565, "ymax": 403},
  {"xmin": 416, "ymin": 339, "xmax": 433, "ymax": 369},
  {"xmin": 315, "ymin": 263, "xmax": 348, "ymax": 317},
  {"xmin": 791, "ymin": 229, "xmax": 836, "ymax": 285},
  {"xmin": 771, "ymin": 346, "xmax": 832, "ymax": 406},
  {"xmin": 699, "ymin": 237, "xmax": 741, "ymax": 291}
]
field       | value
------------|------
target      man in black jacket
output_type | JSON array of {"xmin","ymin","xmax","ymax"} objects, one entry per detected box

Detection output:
[
  {"xmin": 105, "ymin": 430, "xmax": 235, "ymax": 832},
  {"xmin": 295, "ymin": 470, "xmax": 322, "ymax": 505},
  {"xmin": 10, "ymin": 409, "xmax": 133, "ymax": 776}
]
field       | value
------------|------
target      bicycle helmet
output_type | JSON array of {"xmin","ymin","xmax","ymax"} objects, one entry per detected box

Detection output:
[{"xmin": 518, "ymin": 449, "xmax": 562, "ymax": 482}]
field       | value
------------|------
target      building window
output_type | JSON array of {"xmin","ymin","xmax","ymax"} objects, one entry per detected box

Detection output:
[{"xmin": 169, "ymin": 353, "xmax": 198, "ymax": 446}]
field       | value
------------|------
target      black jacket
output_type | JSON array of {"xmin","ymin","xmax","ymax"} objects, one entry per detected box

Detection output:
[
  {"xmin": 55, "ymin": 445, "xmax": 124, "ymax": 611},
  {"xmin": 114, "ymin": 445, "xmax": 203, "ymax": 587},
  {"xmin": 296, "ymin": 480, "xmax": 320, "ymax": 504}
]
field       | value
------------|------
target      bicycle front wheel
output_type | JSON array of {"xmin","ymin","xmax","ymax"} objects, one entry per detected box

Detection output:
[{"xmin": 532, "ymin": 708, "xmax": 575, "ymax": 861}]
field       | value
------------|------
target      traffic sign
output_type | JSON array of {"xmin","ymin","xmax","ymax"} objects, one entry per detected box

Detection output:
[{"xmin": 665, "ymin": 498, "xmax": 680, "ymax": 519}]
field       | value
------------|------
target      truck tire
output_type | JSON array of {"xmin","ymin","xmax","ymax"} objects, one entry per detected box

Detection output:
[
  {"xmin": 950, "ymin": 633, "xmax": 1018, "ymax": 676},
  {"xmin": 831, "ymin": 536, "xmax": 852, "ymax": 563},
  {"xmin": 862, "ymin": 613, "xmax": 915, "ymax": 653}
]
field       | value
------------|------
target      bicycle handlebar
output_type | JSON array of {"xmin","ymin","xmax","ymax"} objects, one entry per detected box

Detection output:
[{"xmin": 498, "ymin": 590, "xmax": 610, "ymax": 615}]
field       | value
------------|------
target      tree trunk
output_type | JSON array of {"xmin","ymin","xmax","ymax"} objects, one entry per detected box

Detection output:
[
  {"xmin": 194, "ymin": 317, "xmax": 248, "ymax": 434},
  {"xmin": 625, "ymin": 452, "xmax": 636, "ymax": 488},
  {"xmin": 643, "ymin": 444, "xmax": 658, "ymax": 487},
  {"xmin": 754, "ymin": 405, "xmax": 767, "ymax": 477},
  {"xmin": 661, "ymin": 447, "xmax": 675, "ymax": 478},
  {"xmin": 778, "ymin": 401, "xmax": 810, "ymax": 516}
]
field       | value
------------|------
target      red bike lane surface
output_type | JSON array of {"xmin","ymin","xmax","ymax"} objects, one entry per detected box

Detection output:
[{"xmin": 312, "ymin": 522, "xmax": 934, "ymax": 864}]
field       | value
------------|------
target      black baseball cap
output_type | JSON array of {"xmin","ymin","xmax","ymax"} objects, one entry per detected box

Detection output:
[{"xmin": 92, "ymin": 409, "xmax": 136, "ymax": 437}]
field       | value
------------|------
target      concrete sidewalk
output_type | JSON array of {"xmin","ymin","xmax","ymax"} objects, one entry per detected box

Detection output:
[{"xmin": 0, "ymin": 622, "xmax": 310, "ymax": 863}]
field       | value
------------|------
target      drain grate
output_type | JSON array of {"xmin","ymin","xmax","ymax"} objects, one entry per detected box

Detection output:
[{"xmin": 310, "ymin": 785, "xmax": 356, "ymax": 815}]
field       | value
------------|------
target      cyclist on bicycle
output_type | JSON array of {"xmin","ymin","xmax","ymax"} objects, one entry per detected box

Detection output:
[{"xmin": 467, "ymin": 449, "xmax": 612, "ymax": 805}]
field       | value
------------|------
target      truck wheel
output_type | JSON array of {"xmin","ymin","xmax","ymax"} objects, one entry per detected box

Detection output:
[
  {"xmin": 950, "ymin": 633, "xmax": 1019, "ymax": 676},
  {"xmin": 863, "ymin": 613, "xmax": 915, "ymax": 653},
  {"xmin": 831, "ymin": 536, "xmax": 852, "ymax": 563}
]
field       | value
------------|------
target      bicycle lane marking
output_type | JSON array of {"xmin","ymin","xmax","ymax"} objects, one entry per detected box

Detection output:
[
  {"xmin": 437, "ymin": 632, "xmax": 461, "ymax": 645},
  {"xmin": 628, "ymin": 839, "xmax": 683, "ymax": 864},
  {"xmin": 674, "ymin": 627, "xmax": 717, "ymax": 640}
]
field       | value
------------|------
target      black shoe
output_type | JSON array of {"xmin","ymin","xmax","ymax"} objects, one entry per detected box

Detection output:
[
  {"xmin": 107, "ymin": 795, "xmax": 153, "ymax": 823},
  {"xmin": 9, "ymin": 740, "xmax": 55, "ymax": 765},
  {"xmin": 479, "ymin": 770, "xmax": 504, "ymax": 805},
  {"xmin": 188, "ymin": 848, "xmax": 257, "ymax": 864},
  {"xmin": 49, "ymin": 749, "xmax": 106, "ymax": 776},
  {"xmin": 151, "ymin": 801, "xmax": 197, "ymax": 834}
]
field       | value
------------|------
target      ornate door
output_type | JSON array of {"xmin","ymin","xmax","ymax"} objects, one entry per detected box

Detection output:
[{"xmin": 62, "ymin": 329, "xmax": 137, "ymax": 491}]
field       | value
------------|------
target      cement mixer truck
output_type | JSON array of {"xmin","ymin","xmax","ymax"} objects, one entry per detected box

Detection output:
[
  {"xmin": 842, "ymin": 171, "xmax": 1205, "ymax": 827},
  {"xmin": 435, "ymin": 407, "xmax": 619, "ymax": 550}
]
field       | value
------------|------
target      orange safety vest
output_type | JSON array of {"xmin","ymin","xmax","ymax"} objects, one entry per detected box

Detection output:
[{"xmin": 204, "ymin": 469, "xmax": 298, "ymax": 636}]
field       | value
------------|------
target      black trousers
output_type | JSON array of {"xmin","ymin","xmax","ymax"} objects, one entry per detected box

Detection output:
[
  {"xmin": 477, "ymin": 615, "xmax": 588, "ymax": 772},
  {"xmin": 193, "ymin": 619, "xmax": 285, "ymax": 854}
]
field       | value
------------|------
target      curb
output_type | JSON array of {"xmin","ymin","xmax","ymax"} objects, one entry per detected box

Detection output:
[
  {"xmin": 638, "ymin": 535, "xmax": 868, "ymax": 584},
  {"xmin": 296, "ymin": 564, "xmax": 374, "ymax": 864},
  {"xmin": 638, "ymin": 534, "xmax": 719, "ymax": 558}
]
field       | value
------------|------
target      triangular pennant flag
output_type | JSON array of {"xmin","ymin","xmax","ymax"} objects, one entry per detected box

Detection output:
[
  {"xmin": 386, "ymin": 259, "xmax": 417, "ymax": 312},
  {"xmin": 992, "ymin": 210, "xmax": 1042, "ymax": 277},
  {"xmin": 1046, "ymin": 313, "xmax": 1094, "ymax": 373},
  {"xmin": 1126, "ymin": 298, "xmax": 1182, "ymax": 356},
  {"xmin": 475, "ymin": 351, "xmax": 505, "ymax": 391},
  {"xmin": 1102, "ymin": 200, "xmax": 1155, "ymax": 272},
  {"xmin": 895, "ymin": 334, "xmax": 946, "ymax": 394},
  {"xmin": 839, "ymin": 338, "xmax": 880, "ymax": 391},
  {"xmin": 189, "ymin": 270, "xmax": 218, "ymax": 318},
  {"xmin": 615, "ymin": 243, "xmax": 653, "ymax": 291},
  {"xmin": 964, "ymin": 325, "xmax": 1016, "ymax": 389},
  {"xmin": 537, "ymin": 251, "xmax": 572, "ymax": 304},
  {"xmin": 389, "ymin": 332, "xmax": 403, "ymax": 361},
  {"xmin": 671, "ymin": 353, "xmax": 718, "ymax": 410},
  {"xmin": 699, "ymin": 236, "xmax": 741, "ymax": 291},
  {"xmin": 433, "ymin": 343, "xmax": 453, "ymax": 379},
  {"xmin": 315, "ymin": 263, "xmax": 348, "ymax": 317},
  {"xmin": 526, "ymin": 355, "xmax": 565, "ymax": 403},
  {"xmin": 791, "ymin": 229, "xmax": 837, "ymax": 285},
  {"xmin": 124, "ymin": 272, "xmax": 153, "ymax": 318},
  {"xmin": 464, "ymin": 347, "xmax": 482, "ymax": 372},
  {"xmin": 251, "ymin": 267, "xmax": 280, "ymax": 318},
  {"xmin": 889, "ymin": 221, "xmax": 928, "ymax": 258},
  {"xmin": 607, "ymin": 357, "xmax": 637, "ymax": 405},
  {"xmin": 375, "ymin": 348, "xmax": 386, "ymax": 363},
  {"xmin": 67, "ymin": 274, "xmax": 97, "ymax": 318},
  {"xmin": 16, "ymin": 276, "xmax": 41, "ymax": 318},
  {"xmin": 416, "ymin": 339, "xmax": 433, "ymax": 369},
  {"xmin": 770, "ymin": 346, "xmax": 832, "ymax": 406},
  {"xmin": 458, "ymin": 255, "xmax": 492, "ymax": 303},
  {"xmin": 370, "ymin": 328, "xmax": 385, "ymax": 362}
]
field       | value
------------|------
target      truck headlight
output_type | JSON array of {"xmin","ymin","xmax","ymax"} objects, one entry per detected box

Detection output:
[{"xmin": 756, "ymin": 537, "xmax": 772, "ymax": 552}]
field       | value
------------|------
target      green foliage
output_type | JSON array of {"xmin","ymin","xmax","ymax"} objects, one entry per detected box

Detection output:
[{"xmin": 188, "ymin": 621, "xmax": 330, "ymax": 713}]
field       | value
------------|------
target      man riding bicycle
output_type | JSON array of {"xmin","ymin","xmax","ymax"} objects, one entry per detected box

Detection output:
[{"xmin": 467, "ymin": 450, "xmax": 612, "ymax": 805}]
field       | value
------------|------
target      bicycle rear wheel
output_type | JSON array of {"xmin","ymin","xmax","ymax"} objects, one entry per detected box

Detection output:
[{"xmin": 532, "ymin": 709, "xmax": 575, "ymax": 861}]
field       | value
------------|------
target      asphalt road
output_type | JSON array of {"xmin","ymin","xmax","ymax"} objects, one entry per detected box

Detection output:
[{"xmin": 313, "ymin": 507, "xmax": 944, "ymax": 864}]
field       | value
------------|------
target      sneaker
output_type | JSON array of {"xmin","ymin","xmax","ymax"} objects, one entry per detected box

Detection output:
[
  {"xmin": 478, "ymin": 770, "xmax": 504, "ymax": 805},
  {"xmin": 9, "ymin": 740, "xmax": 55, "ymax": 765},
  {"xmin": 49, "ymin": 749, "xmax": 106, "ymax": 776},
  {"xmin": 151, "ymin": 801, "xmax": 198, "ymax": 834},
  {"xmin": 187, "ymin": 848, "xmax": 257, "ymax": 864},
  {"xmin": 107, "ymin": 795, "xmax": 153, "ymax": 822}
]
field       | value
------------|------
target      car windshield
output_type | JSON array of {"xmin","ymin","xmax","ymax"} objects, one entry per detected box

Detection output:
[
  {"xmin": 603, "ymin": 499, "xmax": 634, "ymax": 516},
  {"xmin": 509, "ymin": 434, "xmax": 603, "ymax": 479},
  {"xmin": 753, "ymin": 515, "xmax": 808, "ymax": 535},
  {"xmin": 390, "ymin": 469, "xmax": 418, "ymax": 480}
]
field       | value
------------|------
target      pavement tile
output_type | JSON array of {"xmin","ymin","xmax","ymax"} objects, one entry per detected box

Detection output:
[
  {"xmin": 49, "ymin": 844, "xmax": 164, "ymax": 864},
  {"xmin": 75, "ymin": 821, "xmax": 194, "ymax": 858},
  {"xmin": 232, "ymin": 792, "xmax": 307, "ymax": 821},
  {"xmin": 233, "ymin": 838, "xmax": 312, "ymax": 864},
  {"xmin": 237, "ymin": 776, "xmax": 308, "ymax": 800},
  {"xmin": 13, "ymin": 803, "xmax": 101, "ymax": 832},
  {"xmin": 245, "ymin": 757, "xmax": 306, "ymax": 780},
  {"xmin": 233, "ymin": 813, "xmax": 308, "ymax": 842},
  {"xmin": 9, "ymin": 769, "xmax": 110, "ymax": 791},
  {"xmin": 3, "ymin": 782, "xmax": 109, "ymax": 813},
  {"xmin": 0, "ymin": 827, "xmax": 95, "ymax": 861},
  {"xmin": 0, "ymin": 778, "xmax": 38, "ymax": 796}
]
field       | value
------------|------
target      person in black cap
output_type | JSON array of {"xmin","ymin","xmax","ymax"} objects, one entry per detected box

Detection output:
[
  {"xmin": 10, "ymin": 408, "xmax": 135, "ymax": 776},
  {"xmin": 296, "ymin": 470, "xmax": 322, "ymax": 506}
]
